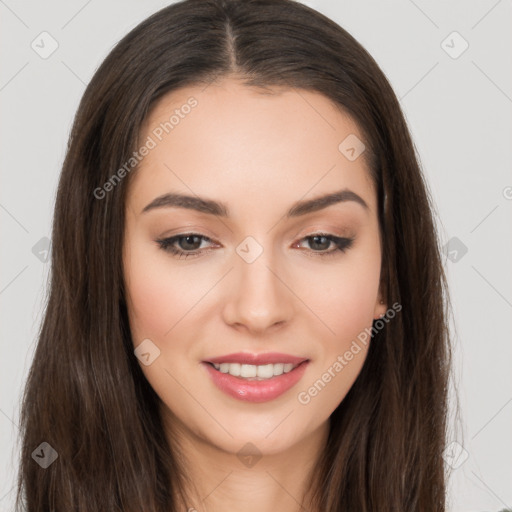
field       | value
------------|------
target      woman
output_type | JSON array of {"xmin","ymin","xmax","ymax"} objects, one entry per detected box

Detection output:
[{"xmin": 16, "ymin": 0, "xmax": 453, "ymax": 510}]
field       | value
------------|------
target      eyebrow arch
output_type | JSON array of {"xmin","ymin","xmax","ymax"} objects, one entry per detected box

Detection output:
[{"xmin": 141, "ymin": 188, "xmax": 369, "ymax": 218}]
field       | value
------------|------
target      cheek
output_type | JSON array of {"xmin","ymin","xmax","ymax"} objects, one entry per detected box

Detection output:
[
  {"xmin": 297, "ymin": 273, "xmax": 377, "ymax": 415},
  {"xmin": 123, "ymin": 241, "xmax": 198, "ymax": 343},
  {"xmin": 125, "ymin": 272, "xmax": 173, "ymax": 342},
  {"xmin": 300, "ymin": 239, "xmax": 380, "ymax": 411},
  {"xmin": 311, "ymin": 251, "xmax": 381, "ymax": 342}
]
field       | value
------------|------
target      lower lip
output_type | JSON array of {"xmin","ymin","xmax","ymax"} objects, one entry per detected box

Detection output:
[{"xmin": 202, "ymin": 361, "xmax": 309, "ymax": 403}]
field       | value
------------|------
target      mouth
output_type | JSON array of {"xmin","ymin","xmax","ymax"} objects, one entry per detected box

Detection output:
[
  {"xmin": 202, "ymin": 352, "xmax": 310, "ymax": 402},
  {"xmin": 205, "ymin": 361, "xmax": 302, "ymax": 380},
  {"xmin": 203, "ymin": 352, "xmax": 308, "ymax": 380}
]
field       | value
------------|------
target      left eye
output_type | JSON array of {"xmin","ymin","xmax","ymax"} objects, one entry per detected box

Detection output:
[
  {"xmin": 155, "ymin": 232, "xmax": 354, "ymax": 259},
  {"xmin": 293, "ymin": 233, "xmax": 354, "ymax": 256}
]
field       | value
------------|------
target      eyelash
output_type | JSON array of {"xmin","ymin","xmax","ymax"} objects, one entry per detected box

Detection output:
[{"xmin": 155, "ymin": 232, "xmax": 355, "ymax": 259}]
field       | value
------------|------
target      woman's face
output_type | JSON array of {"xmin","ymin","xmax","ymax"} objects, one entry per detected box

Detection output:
[{"xmin": 123, "ymin": 77, "xmax": 386, "ymax": 455}]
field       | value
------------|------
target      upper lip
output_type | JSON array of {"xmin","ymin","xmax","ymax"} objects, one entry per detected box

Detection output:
[{"xmin": 204, "ymin": 352, "xmax": 308, "ymax": 365}]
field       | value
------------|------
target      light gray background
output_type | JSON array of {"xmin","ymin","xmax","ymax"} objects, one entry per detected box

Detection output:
[{"xmin": 1, "ymin": 1, "xmax": 511, "ymax": 511}]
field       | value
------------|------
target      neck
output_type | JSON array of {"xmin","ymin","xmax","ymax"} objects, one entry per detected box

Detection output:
[{"xmin": 163, "ymin": 411, "xmax": 329, "ymax": 512}]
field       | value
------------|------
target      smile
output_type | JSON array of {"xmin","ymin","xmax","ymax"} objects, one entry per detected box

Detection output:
[
  {"xmin": 202, "ymin": 353, "xmax": 310, "ymax": 402},
  {"xmin": 209, "ymin": 362, "xmax": 298, "ymax": 380}
]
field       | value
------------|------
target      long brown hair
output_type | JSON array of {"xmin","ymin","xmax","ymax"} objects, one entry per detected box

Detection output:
[{"xmin": 15, "ymin": 0, "xmax": 454, "ymax": 510}]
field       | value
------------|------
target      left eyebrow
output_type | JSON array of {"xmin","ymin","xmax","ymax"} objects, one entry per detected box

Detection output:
[
  {"xmin": 140, "ymin": 188, "xmax": 369, "ymax": 217},
  {"xmin": 286, "ymin": 189, "xmax": 369, "ymax": 217}
]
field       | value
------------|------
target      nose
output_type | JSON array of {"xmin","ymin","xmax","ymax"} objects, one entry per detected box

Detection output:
[{"xmin": 221, "ymin": 246, "xmax": 294, "ymax": 335}]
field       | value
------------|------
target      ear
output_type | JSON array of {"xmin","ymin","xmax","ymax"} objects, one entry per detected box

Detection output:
[
  {"xmin": 373, "ymin": 263, "xmax": 388, "ymax": 320},
  {"xmin": 373, "ymin": 291, "xmax": 387, "ymax": 320}
]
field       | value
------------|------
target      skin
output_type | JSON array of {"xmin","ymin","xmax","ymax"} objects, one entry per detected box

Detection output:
[{"xmin": 123, "ymin": 76, "xmax": 387, "ymax": 512}]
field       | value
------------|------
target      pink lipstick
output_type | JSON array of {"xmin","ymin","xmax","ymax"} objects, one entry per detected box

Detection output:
[{"xmin": 202, "ymin": 352, "xmax": 309, "ymax": 403}]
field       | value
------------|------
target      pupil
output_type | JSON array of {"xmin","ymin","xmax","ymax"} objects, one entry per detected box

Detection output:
[
  {"xmin": 312, "ymin": 235, "xmax": 329, "ymax": 251},
  {"xmin": 181, "ymin": 235, "xmax": 200, "ymax": 250}
]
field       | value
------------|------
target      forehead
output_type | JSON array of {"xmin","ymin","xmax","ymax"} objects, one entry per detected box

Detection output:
[{"xmin": 126, "ymin": 77, "xmax": 376, "ymax": 217}]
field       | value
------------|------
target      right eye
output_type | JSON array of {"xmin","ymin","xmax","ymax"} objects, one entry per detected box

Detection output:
[{"xmin": 155, "ymin": 233, "xmax": 216, "ymax": 259}]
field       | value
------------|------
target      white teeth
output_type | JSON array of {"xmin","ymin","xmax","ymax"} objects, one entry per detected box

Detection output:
[
  {"xmin": 256, "ymin": 364, "xmax": 274, "ymax": 379},
  {"xmin": 240, "ymin": 364, "xmax": 257, "ymax": 378},
  {"xmin": 210, "ymin": 362, "xmax": 299, "ymax": 379},
  {"xmin": 228, "ymin": 362, "xmax": 240, "ymax": 376},
  {"xmin": 273, "ymin": 363, "xmax": 284, "ymax": 376}
]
